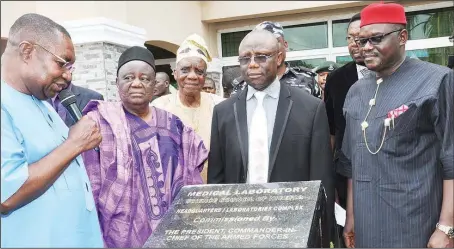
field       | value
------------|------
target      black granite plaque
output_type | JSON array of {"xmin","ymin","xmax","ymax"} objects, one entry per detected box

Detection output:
[{"xmin": 143, "ymin": 181, "xmax": 328, "ymax": 248}]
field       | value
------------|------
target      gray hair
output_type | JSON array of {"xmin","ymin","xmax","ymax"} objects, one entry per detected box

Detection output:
[{"xmin": 8, "ymin": 13, "xmax": 71, "ymax": 48}]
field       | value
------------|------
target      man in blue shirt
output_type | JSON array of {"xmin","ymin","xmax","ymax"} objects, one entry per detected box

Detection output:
[{"xmin": 1, "ymin": 13, "xmax": 104, "ymax": 247}]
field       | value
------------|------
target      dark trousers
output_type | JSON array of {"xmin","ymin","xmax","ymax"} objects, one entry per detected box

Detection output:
[
  {"xmin": 335, "ymin": 172, "xmax": 348, "ymax": 209},
  {"xmin": 333, "ymin": 172, "xmax": 348, "ymax": 247},
  {"xmin": 333, "ymin": 149, "xmax": 349, "ymax": 248}
]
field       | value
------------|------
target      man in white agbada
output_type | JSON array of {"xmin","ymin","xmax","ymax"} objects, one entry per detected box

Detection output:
[{"xmin": 152, "ymin": 34, "xmax": 224, "ymax": 183}]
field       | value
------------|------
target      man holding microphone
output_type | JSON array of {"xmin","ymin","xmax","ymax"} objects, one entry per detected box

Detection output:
[{"xmin": 1, "ymin": 13, "xmax": 103, "ymax": 247}]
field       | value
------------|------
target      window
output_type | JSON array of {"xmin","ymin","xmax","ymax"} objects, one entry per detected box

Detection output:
[
  {"xmin": 406, "ymin": 7, "xmax": 453, "ymax": 40},
  {"xmin": 221, "ymin": 30, "xmax": 251, "ymax": 57},
  {"xmin": 332, "ymin": 19, "xmax": 350, "ymax": 47},
  {"xmin": 336, "ymin": 55, "xmax": 353, "ymax": 66},
  {"xmin": 220, "ymin": 22, "xmax": 328, "ymax": 56},
  {"xmin": 330, "ymin": 8, "xmax": 454, "ymax": 47},
  {"xmin": 284, "ymin": 22, "xmax": 328, "ymax": 51},
  {"xmin": 288, "ymin": 58, "xmax": 327, "ymax": 69},
  {"xmin": 220, "ymin": 5, "xmax": 453, "ymax": 72},
  {"xmin": 406, "ymin": 47, "xmax": 454, "ymax": 66}
]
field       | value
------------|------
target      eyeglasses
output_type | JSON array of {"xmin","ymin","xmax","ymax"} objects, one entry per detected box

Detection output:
[
  {"xmin": 23, "ymin": 41, "xmax": 76, "ymax": 74},
  {"xmin": 238, "ymin": 53, "xmax": 276, "ymax": 66},
  {"xmin": 355, "ymin": 29, "xmax": 403, "ymax": 47},
  {"xmin": 346, "ymin": 35, "xmax": 358, "ymax": 44}
]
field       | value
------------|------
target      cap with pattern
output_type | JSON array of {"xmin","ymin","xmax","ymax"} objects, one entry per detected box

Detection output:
[
  {"xmin": 254, "ymin": 21, "xmax": 284, "ymax": 38},
  {"xmin": 176, "ymin": 34, "xmax": 212, "ymax": 64}
]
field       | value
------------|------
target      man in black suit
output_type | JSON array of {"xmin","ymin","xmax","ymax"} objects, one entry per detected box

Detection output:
[
  {"xmin": 48, "ymin": 83, "xmax": 104, "ymax": 127},
  {"xmin": 323, "ymin": 13, "xmax": 368, "ymax": 212},
  {"xmin": 230, "ymin": 21, "xmax": 317, "ymax": 98},
  {"xmin": 208, "ymin": 30, "xmax": 334, "ymax": 245}
]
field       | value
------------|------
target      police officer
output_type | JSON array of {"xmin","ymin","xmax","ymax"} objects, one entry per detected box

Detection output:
[
  {"xmin": 230, "ymin": 75, "xmax": 243, "ymax": 95},
  {"xmin": 230, "ymin": 21, "xmax": 317, "ymax": 97},
  {"xmin": 314, "ymin": 61, "xmax": 339, "ymax": 100}
]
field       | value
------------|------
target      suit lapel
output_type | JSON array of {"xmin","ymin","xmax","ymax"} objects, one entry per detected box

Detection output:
[
  {"xmin": 70, "ymin": 85, "xmax": 83, "ymax": 110},
  {"xmin": 345, "ymin": 62, "xmax": 358, "ymax": 83},
  {"xmin": 268, "ymin": 83, "xmax": 292, "ymax": 179},
  {"xmin": 234, "ymin": 89, "xmax": 249, "ymax": 178}
]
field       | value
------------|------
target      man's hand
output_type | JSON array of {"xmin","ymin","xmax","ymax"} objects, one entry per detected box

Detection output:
[
  {"xmin": 427, "ymin": 229, "xmax": 454, "ymax": 248},
  {"xmin": 67, "ymin": 115, "xmax": 102, "ymax": 152},
  {"xmin": 343, "ymin": 179, "xmax": 355, "ymax": 247},
  {"xmin": 343, "ymin": 214, "xmax": 355, "ymax": 248},
  {"xmin": 1, "ymin": 116, "xmax": 101, "ymax": 214}
]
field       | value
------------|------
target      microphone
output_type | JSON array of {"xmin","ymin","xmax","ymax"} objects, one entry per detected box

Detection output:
[
  {"xmin": 58, "ymin": 88, "xmax": 99, "ymax": 152},
  {"xmin": 58, "ymin": 88, "xmax": 82, "ymax": 122}
]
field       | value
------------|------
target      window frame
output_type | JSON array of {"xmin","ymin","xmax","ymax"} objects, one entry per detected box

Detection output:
[
  {"xmin": 217, "ymin": 1, "xmax": 453, "ymax": 68},
  {"xmin": 332, "ymin": 18, "xmax": 351, "ymax": 48},
  {"xmin": 283, "ymin": 21, "xmax": 329, "ymax": 52},
  {"xmin": 405, "ymin": 6, "xmax": 454, "ymax": 40}
]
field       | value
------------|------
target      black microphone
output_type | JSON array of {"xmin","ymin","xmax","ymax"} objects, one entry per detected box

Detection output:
[
  {"xmin": 58, "ymin": 88, "xmax": 82, "ymax": 122},
  {"xmin": 58, "ymin": 88, "xmax": 99, "ymax": 152}
]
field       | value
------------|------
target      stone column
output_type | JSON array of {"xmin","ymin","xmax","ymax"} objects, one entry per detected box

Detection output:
[{"xmin": 62, "ymin": 17, "xmax": 146, "ymax": 101}]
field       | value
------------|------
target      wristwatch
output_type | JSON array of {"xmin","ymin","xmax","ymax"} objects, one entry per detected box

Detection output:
[{"xmin": 436, "ymin": 223, "xmax": 454, "ymax": 239}]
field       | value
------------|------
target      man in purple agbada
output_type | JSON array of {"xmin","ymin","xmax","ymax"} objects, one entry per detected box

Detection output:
[{"xmin": 82, "ymin": 46, "xmax": 208, "ymax": 248}]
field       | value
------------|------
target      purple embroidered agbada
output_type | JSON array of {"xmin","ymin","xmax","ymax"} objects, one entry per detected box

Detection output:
[{"xmin": 81, "ymin": 101, "xmax": 207, "ymax": 248}]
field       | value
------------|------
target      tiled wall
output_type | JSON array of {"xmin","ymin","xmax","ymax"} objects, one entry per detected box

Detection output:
[
  {"xmin": 103, "ymin": 43, "xmax": 127, "ymax": 101},
  {"xmin": 71, "ymin": 42, "xmax": 127, "ymax": 101}
]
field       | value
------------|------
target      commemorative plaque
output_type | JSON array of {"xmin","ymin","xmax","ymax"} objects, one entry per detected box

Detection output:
[{"xmin": 143, "ymin": 181, "xmax": 328, "ymax": 248}]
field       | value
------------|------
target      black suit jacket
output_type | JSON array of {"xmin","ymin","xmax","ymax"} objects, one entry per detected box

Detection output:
[
  {"xmin": 64, "ymin": 85, "xmax": 104, "ymax": 127},
  {"xmin": 324, "ymin": 61, "xmax": 358, "ymax": 150},
  {"xmin": 208, "ymin": 82, "xmax": 334, "ymax": 242},
  {"xmin": 324, "ymin": 62, "xmax": 358, "ymax": 181}
]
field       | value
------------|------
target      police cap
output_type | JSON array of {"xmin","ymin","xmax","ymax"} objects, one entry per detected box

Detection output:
[{"xmin": 315, "ymin": 61, "xmax": 340, "ymax": 74}]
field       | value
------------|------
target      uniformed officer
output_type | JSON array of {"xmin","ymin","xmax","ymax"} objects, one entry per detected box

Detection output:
[
  {"xmin": 230, "ymin": 21, "xmax": 317, "ymax": 97},
  {"xmin": 314, "ymin": 61, "xmax": 340, "ymax": 100},
  {"xmin": 230, "ymin": 75, "xmax": 244, "ymax": 95}
]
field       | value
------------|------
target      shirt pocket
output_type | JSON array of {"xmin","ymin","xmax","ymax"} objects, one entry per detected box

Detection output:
[
  {"xmin": 343, "ymin": 92, "xmax": 364, "ymax": 120},
  {"xmin": 353, "ymin": 144, "xmax": 371, "ymax": 182},
  {"xmin": 52, "ymin": 175, "xmax": 69, "ymax": 190},
  {"xmin": 51, "ymin": 135, "xmax": 70, "ymax": 190},
  {"xmin": 51, "ymin": 133, "xmax": 84, "ymax": 191},
  {"xmin": 53, "ymin": 161, "xmax": 84, "ymax": 191},
  {"xmin": 343, "ymin": 102, "xmax": 365, "ymax": 148},
  {"xmin": 386, "ymin": 101, "xmax": 419, "ymax": 139},
  {"xmin": 64, "ymin": 158, "xmax": 85, "ymax": 190}
]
